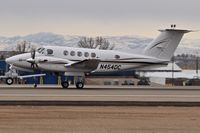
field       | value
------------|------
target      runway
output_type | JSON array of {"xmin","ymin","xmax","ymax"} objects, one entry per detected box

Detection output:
[{"xmin": 0, "ymin": 85, "xmax": 200, "ymax": 106}]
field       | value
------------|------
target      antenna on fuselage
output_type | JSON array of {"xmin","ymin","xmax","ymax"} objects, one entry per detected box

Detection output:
[{"xmin": 171, "ymin": 24, "xmax": 176, "ymax": 29}]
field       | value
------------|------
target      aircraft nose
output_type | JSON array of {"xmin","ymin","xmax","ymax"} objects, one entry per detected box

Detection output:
[
  {"xmin": 6, "ymin": 53, "xmax": 32, "ymax": 66},
  {"xmin": 5, "ymin": 56, "xmax": 16, "ymax": 64}
]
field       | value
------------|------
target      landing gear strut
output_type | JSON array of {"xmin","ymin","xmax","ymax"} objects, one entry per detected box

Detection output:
[{"xmin": 34, "ymin": 83, "xmax": 38, "ymax": 88}]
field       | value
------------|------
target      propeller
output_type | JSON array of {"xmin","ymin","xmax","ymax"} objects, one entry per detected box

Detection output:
[
  {"xmin": 27, "ymin": 49, "xmax": 38, "ymax": 69},
  {"xmin": 31, "ymin": 49, "xmax": 36, "ymax": 60}
]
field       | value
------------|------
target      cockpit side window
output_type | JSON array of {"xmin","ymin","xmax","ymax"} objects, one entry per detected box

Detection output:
[
  {"xmin": 37, "ymin": 48, "xmax": 42, "ymax": 52},
  {"xmin": 37, "ymin": 47, "xmax": 45, "ymax": 54},
  {"xmin": 47, "ymin": 49, "xmax": 53, "ymax": 55}
]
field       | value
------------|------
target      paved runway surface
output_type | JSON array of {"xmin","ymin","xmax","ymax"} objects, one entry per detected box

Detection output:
[
  {"xmin": 1, "ymin": 86, "xmax": 200, "ymax": 131},
  {"xmin": 0, "ymin": 85, "xmax": 200, "ymax": 104}
]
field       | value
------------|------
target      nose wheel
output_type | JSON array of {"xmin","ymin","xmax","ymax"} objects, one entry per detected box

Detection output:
[{"xmin": 5, "ymin": 77, "xmax": 14, "ymax": 85}]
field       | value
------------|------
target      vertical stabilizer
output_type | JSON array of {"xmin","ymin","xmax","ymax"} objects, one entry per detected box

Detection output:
[{"xmin": 144, "ymin": 29, "xmax": 191, "ymax": 61}]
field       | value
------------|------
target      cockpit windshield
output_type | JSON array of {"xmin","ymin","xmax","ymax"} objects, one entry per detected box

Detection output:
[{"xmin": 37, "ymin": 47, "xmax": 45, "ymax": 54}]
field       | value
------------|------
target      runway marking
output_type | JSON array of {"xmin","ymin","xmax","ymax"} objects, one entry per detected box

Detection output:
[{"xmin": 0, "ymin": 94, "xmax": 200, "ymax": 98}]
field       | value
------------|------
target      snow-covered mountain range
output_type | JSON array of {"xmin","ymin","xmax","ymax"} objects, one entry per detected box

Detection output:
[{"xmin": 0, "ymin": 32, "xmax": 199, "ymax": 55}]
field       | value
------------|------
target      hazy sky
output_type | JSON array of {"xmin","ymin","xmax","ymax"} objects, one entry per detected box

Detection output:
[{"xmin": 0, "ymin": 0, "xmax": 199, "ymax": 38}]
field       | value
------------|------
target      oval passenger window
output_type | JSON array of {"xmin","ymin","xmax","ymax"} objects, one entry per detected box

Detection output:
[
  {"xmin": 77, "ymin": 51, "xmax": 82, "ymax": 57},
  {"xmin": 70, "ymin": 51, "xmax": 75, "ymax": 56},
  {"xmin": 84, "ymin": 52, "xmax": 89, "ymax": 57},
  {"xmin": 47, "ymin": 49, "xmax": 53, "ymax": 55},
  {"xmin": 63, "ymin": 50, "xmax": 68, "ymax": 56},
  {"xmin": 91, "ymin": 53, "xmax": 96, "ymax": 58}
]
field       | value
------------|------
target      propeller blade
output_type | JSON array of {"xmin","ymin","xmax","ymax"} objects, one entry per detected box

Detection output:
[
  {"xmin": 35, "ymin": 63, "xmax": 38, "ymax": 68},
  {"xmin": 31, "ymin": 49, "xmax": 36, "ymax": 59},
  {"xmin": 31, "ymin": 63, "xmax": 34, "ymax": 69},
  {"xmin": 31, "ymin": 63, "xmax": 39, "ymax": 69},
  {"xmin": 30, "ymin": 49, "xmax": 37, "ymax": 69}
]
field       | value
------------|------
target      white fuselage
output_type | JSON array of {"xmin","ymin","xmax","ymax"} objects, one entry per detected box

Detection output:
[{"xmin": 6, "ymin": 46, "xmax": 168, "ymax": 73}]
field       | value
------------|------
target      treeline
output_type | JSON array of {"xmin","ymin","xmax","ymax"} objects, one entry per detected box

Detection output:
[
  {"xmin": 0, "ymin": 40, "xmax": 34, "ymax": 60},
  {"xmin": 78, "ymin": 36, "xmax": 115, "ymax": 50},
  {"xmin": 174, "ymin": 54, "xmax": 200, "ymax": 70}
]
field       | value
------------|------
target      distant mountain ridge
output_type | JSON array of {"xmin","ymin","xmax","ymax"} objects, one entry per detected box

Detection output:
[{"xmin": 0, "ymin": 32, "xmax": 199, "ymax": 55}]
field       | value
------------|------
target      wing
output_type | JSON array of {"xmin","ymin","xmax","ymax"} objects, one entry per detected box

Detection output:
[
  {"xmin": 19, "ymin": 74, "xmax": 46, "ymax": 79},
  {"xmin": 65, "ymin": 59, "xmax": 100, "ymax": 71},
  {"xmin": 31, "ymin": 56, "xmax": 100, "ymax": 72}
]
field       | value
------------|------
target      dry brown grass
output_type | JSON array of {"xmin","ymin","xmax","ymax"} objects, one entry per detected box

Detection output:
[{"xmin": 0, "ymin": 106, "xmax": 199, "ymax": 133}]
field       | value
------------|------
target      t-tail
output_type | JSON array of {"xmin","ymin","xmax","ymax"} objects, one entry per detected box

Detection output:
[{"xmin": 144, "ymin": 29, "xmax": 191, "ymax": 61}]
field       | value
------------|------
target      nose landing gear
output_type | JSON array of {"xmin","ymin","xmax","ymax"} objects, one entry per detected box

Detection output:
[
  {"xmin": 2, "ymin": 68, "xmax": 18, "ymax": 85},
  {"xmin": 5, "ymin": 77, "xmax": 14, "ymax": 85}
]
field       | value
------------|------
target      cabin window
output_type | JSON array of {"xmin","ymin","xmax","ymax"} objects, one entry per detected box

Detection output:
[
  {"xmin": 63, "ymin": 50, "xmax": 68, "ymax": 56},
  {"xmin": 70, "ymin": 51, "xmax": 75, "ymax": 56},
  {"xmin": 84, "ymin": 52, "xmax": 89, "ymax": 57},
  {"xmin": 77, "ymin": 51, "xmax": 82, "ymax": 57},
  {"xmin": 47, "ymin": 49, "xmax": 53, "ymax": 55},
  {"xmin": 115, "ymin": 55, "xmax": 120, "ymax": 59},
  {"xmin": 91, "ymin": 53, "xmax": 96, "ymax": 58}
]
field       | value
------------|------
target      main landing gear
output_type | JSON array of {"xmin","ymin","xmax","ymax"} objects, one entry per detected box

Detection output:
[
  {"xmin": 61, "ymin": 81, "xmax": 69, "ymax": 89},
  {"xmin": 76, "ymin": 81, "xmax": 84, "ymax": 89},
  {"xmin": 61, "ymin": 75, "xmax": 85, "ymax": 89},
  {"xmin": 61, "ymin": 80, "xmax": 85, "ymax": 89}
]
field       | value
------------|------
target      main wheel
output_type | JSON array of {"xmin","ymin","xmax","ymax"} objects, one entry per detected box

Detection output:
[
  {"xmin": 76, "ymin": 82, "xmax": 84, "ymax": 89},
  {"xmin": 6, "ymin": 77, "xmax": 14, "ymax": 85},
  {"xmin": 61, "ymin": 81, "xmax": 69, "ymax": 89}
]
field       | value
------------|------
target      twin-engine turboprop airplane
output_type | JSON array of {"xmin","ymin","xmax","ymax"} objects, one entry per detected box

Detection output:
[{"xmin": 2, "ymin": 28, "xmax": 191, "ymax": 88}]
